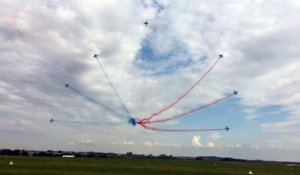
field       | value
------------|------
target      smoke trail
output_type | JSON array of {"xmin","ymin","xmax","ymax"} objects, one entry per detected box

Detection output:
[
  {"xmin": 147, "ymin": 93, "xmax": 234, "ymax": 124},
  {"xmin": 67, "ymin": 85, "xmax": 129, "ymax": 119},
  {"xmin": 95, "ymin": 58, "xmax": 132, "ymax": 117},
  {"xmin": 50, "ymin": 118, "xmax": 122, "ymax": 125},
  {"xmin": 139, "ymin": 123, "xmax": 227, "ymax": 132},
  {"xmin": 144, "ymin": 57, "xmax": 222, "ymax": 121}
]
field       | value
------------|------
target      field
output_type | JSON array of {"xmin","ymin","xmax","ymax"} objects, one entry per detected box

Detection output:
[{"xmin": 0, "ymin": 156, "xmax": 299, "ymax": 175}]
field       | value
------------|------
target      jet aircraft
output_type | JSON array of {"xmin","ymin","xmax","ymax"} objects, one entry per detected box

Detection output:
[{"xmin": 144, "ymin": 20, "xmax": 149, "ymax": 26}]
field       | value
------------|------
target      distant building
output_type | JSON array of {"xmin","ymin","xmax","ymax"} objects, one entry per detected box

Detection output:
[
  {"xmin": 62, "ymin": 155, "xmax": 75, "ymax": 158},
  {"xmin": 126, "ymin": 152, "xmax": 133, "ymax": 157}
]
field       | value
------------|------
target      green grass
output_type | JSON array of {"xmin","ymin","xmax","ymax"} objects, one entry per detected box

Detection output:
[{"xmin": 0, "ymin": 156, "xmax": 299, "ymax": 175}]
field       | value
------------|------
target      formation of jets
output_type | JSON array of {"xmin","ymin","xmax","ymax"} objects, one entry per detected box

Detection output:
[{"xmin": 52, "ymin": 20, "xmax": 235, "ymax": 133}]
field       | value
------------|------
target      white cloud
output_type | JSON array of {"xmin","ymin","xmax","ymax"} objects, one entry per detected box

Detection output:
[
  {"xmin": 192, "ymin": 136, "xmax": 216, "ymax": 148},
  {"xmin": 144, "ymin": 141, "xmax": 181, "ymax": 147},
  {"xmin": 122, "ymin": 141, "xmax": 134, "ymax": 145},
  {"xmin": 68, "ymin": 138, "xmax": 94, "ymax": 145},
  {"xmin": 261, "ymin": 120, "xmax": 300, "ymax": 132},
  {"xmin": 112, "ymin": 141, "xmax": 135, "ymax": 146},
  {"xmin": 208, "ymin": 132, "xmax": 221, "ymax": 141},
  {"xmin": 79, "ymin": 139, "xmax": 92, "ymax": 144},
  {"xmin": 192, "ymin": 136, "xmax": 203, "ymax": 147},
  {"xmin": 206, "ymin": 142, "xmax": 216, "ymax": 148},
  {"xmin": 144, "ymin": 141, "xmax": 153, "ymax": 147},
  {"xmin": 249, "ymin": 144, "xmax": 260, "ymax": 149},
  {"xmin": 226, "ymin": 144, "xmax": 242, "ymax": 148}
]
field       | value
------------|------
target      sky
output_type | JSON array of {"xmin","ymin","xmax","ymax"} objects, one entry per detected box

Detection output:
[{"xmin": 0, "ymin": 0, "xmax": 300, "ymax": 162}]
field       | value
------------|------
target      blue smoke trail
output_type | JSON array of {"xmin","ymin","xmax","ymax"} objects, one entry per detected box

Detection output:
[
  {"xmin": 96, "ymin": 58, "xmax": 132, "ymax": 118},
  {"xmin": 68, "ymin": 86, "xmax": 129, "ymax": 119},
  {"xmin": 50, "ymin": 118, "xmax": 123, "ymax": 125}
]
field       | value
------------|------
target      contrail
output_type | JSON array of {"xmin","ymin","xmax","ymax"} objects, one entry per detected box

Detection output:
[
  {"xmin": 144, "ymin": 57, "xmax": 222, "ymax": 121},
  {"xmin": 50, "ymin": 118, "xmax": 122, "ymax": 125},
  {"xmin": 95, "ymin": 58, "xmax": 132, "ymax": 117},
  {"xmin": 67, "ymin": 85, "xmax": 129, "ymax": 119},
  {"xmin": 147, "ymin": 93, "xmax": 234, "ymax": 124}
]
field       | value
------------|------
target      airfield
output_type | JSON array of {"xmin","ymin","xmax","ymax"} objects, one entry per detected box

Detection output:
[{"xmin": 1, "ymin": 156, "xmax": 299, "ymax": 175}]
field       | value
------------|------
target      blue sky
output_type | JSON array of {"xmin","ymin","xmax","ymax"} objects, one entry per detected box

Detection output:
[{"xmin": 0, "ymin": 0, "xmax": 300, "ymax": 162}]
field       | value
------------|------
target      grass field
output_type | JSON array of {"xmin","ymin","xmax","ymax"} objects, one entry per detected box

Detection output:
[{"xmin": 0, "ymin": 156, "xmax": 299, "ymax": 175}]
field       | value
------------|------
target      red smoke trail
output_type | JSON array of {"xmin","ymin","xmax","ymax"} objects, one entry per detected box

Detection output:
[
  {"xmin": 144, "ymin": 57, "xmax": 222, "ymax": 121},
  {"xmin": 7, "ymin": 23, "xmax": 24, "ymax": 38},
  {"xmin": 6, "ymin": 9, "xmax": 24, "ymax": 38},
  {"xmin": 139, "ymin": 123, "xmax": 226, "ymax": 132},
  {"xmin": 146, "ymin": 93, "xmax": 234, "ymax": 124}
]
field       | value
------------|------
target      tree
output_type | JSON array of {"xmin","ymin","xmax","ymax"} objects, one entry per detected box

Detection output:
[{"xmin": 0, "ymin": 149, "xmax": 12, "ymax": 155}]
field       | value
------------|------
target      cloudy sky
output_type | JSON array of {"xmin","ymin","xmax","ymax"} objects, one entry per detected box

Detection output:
[{"xmin": 1, "ymin": 0, "xmax": 300, "ymax": 162}]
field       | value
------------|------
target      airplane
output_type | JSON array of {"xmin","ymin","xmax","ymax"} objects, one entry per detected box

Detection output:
[
  {"xmin": 65, "ymin": 84, "xmax": 69, "ymax": 88},
  {"xmin": 225, "ymin": 126, "xmax": 230, "ymax": 131},
  {"xmin": 219, "ymin": 54, "xmax": 223, "ymax": 58},
  {"xmin": 233, "ymin": 91, "xmax": 238, "ymax": 95},
  {"xmin": 93, "ymin": 54, "xmax": 98, "ymax": 59},
  {"xmin": 50, "ymin": 118, "xmax": 54, "ymax": 123},
  {"xmin": 144, "ymin": 20, "xmax": 149, "ymax": 26}
]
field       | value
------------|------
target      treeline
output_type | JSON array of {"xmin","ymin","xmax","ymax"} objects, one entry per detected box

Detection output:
[
  {"xmin": 0, "ymin": 149, "xmax": 263, "ymax": 161},
  {"xmin": 0, "ymin": 149, "xmax": 29, "ymax": 156},
  {"xmin": 0, "ymin": 149, "xmax": 174, "ymax": 159},
  {"xmin": 2, "ymin": 149, "xmax": 297, "ymax": 164},
  {"xmin": 0, "ymin": 149, "xmax": 73, "ymax": 157},
  {"xmin": 195, "ymin": 156, "xmax": 250, "ymax": 162}
]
